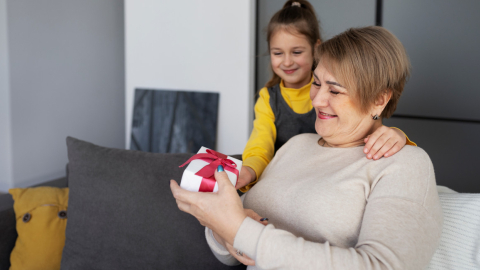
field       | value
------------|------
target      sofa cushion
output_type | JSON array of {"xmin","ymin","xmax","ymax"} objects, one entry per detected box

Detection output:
[
  {"xmin": 61, "ymin": 137, "xmax": 245, "ymax": 269},
  {"xmin": 9, "ymin": 187, "xmax": 69, "ymax": 270},
  {"xmin": 427, "ymin": 192, "xmax": 480, "ymax": 270},
  {"xmin": 0, "ymin": 177, "xmax": 68, "ymax": 270}
]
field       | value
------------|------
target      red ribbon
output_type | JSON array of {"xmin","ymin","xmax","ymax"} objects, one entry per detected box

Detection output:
[{"xmin": 179, "ymin": 149, "xmax": 239, "ymax": 192}]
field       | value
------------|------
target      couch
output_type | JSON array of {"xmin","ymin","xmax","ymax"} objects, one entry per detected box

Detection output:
[
  {"xmin": 0, "ymin": 137, "xmax": 479, "ymax": 270},
  {"xmin": 0, "ymin": 137, "xmax": 247, "ymax": 270}
]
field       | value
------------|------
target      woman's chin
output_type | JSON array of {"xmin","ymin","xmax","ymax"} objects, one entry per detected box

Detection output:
[
  {"xmin": 314, "ymin": 127, "xmax": 329, "ymax": 139},
  {"xmin": 315, "ymin": 123, "xmax": 333, "ymax": 138}
]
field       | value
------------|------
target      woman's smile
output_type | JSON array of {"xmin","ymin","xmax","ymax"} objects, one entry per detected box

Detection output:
[{"xmin": 318, "ymin": 111, "xmax": 337, "ymax": 119}]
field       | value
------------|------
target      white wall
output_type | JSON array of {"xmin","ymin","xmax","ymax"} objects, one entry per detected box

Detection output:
[
  {"xmin": 0, "ymin": 0, "xmax": 125, "ymax": 192},
  {"xmin": 125, "ymin": 0, "xmax": 256, "ymax": 154},
  {"xmin": 0, "ymin": 0, "xmax": 12, "ymax": 191}
]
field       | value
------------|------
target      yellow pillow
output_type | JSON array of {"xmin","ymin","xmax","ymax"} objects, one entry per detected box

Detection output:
[{"xmin": 9, "ymin": 187, "xmax": 69, "ymax": 270}]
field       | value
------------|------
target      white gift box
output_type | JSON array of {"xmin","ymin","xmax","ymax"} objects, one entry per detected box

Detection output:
[{"xmin": 180, "ymin": 147, "xmax": 242, "ymax": 192}]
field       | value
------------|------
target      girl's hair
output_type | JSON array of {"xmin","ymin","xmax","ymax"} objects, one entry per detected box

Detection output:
[{"xmin": 265, "ymin": 0, "xmax": 322, "ymax": 88}]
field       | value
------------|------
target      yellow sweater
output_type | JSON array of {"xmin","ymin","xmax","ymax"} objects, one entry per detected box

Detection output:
[{"xmin": 241, "ymin": 78, "xmax": 415, "ymax": 192}]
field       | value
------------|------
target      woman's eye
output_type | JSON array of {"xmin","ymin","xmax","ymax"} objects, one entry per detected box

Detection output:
[
  {"xmin": 293, "ymin": 51, "xmax": 303, "ymax": 55},
  {"xmin": 312, "ymin": 81, "xmax": 321, "ymax": 87},
  {"xmin": 330, "ymin": 90, "xmax": 340, "ymax": 95}
]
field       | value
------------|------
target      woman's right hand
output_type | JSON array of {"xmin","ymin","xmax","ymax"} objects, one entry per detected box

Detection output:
[
  {"xmin": 171, "ymin": 169, "xmax": 246, "ymax": 244},
  {"xmin": 236, "ymin": 166, "xmax": 256, "ymax": 190},
  {"xmin": 213, "ymin": 209, "xmax": 268, "ymax": 266}
]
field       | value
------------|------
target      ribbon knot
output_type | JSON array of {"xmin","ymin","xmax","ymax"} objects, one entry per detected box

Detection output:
[{"xmin": 179, "ymin": 149, "xmax": 239, "ymax": 192}]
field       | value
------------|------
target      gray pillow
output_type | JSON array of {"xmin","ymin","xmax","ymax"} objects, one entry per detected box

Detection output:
[{"xmin": 61, "ymin": 137, "xmax": 245, "ymax": 270}]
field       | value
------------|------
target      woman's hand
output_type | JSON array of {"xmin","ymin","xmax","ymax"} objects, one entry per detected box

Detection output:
[
  {"xmin": 235, "ymin": 166, "xmax": 256, "ymax": 190},
  {"xmin": 363, "ymin": 126, "xmax": 407, "ymax": 160},
  {"xmin": 213, "ymin": 209, "xmax": 268, "ymax": 266},
  {"xmin": 170, "ymin": 166, "xmax": 247, "ymax": 245}
]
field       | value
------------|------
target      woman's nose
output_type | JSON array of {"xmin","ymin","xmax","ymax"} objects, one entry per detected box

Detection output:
[{"xmin": 311, "ymin": 88, "xmax": 328, "ymax": 107}]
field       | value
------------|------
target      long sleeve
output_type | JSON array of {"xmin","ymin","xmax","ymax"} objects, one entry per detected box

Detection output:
[
  {"xmin": 240, "ymin": 88, "xmax": 276, "ymax": 192},
  {"xmin": 205, "ymin": 227, "xmax": 241, "ymax": 266},
  {"xmin": 235, "ymin": 143, "xmax": 442, "ymax": 269}
]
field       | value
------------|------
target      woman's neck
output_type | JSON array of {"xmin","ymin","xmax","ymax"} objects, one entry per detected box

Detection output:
[
  {"xmin": 319, "ymin": 137, "xmax": 365, "ymax": 148},
  {"xmin": 320, "ymin": 120, "xmax": 383, "ymax": 148}
]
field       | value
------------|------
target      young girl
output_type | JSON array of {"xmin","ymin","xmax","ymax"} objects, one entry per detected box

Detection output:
[{"xmin": 237, "ymin": 0, "xmax": 415, "ymax": 192}]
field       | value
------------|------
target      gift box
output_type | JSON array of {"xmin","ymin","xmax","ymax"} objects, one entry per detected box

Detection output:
[{"xmin": 179, "ymin": 147, "xmax": 242, "ymax": 192}]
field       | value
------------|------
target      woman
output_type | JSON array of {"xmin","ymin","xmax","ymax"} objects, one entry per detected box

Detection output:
[{"xmin": 170, "ymin": 26, "xmax": 443, "ymax": 269}]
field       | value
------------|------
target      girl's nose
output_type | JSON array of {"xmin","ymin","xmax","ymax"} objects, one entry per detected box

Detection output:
[{"xmin": 283, "ymin": 54, "xmax": 293, "ymax": 66}]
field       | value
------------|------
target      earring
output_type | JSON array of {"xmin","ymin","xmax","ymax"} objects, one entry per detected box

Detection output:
[{"xmin": 372, "ymin": 114, "xmax": 379, "ymax": 120}]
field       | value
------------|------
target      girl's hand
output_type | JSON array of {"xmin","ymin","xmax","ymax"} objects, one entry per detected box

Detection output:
[
  {"xmin": 170, "ymin": 167, "xmax": 247, "ymax": 245},
  {"xmin": 236, "ymin": 166, "xmax": 256, "ymax": 190},
  {"xmin": 363, "ymin": 126, "xmax": 407, "ymax": 160},
  {"xmin": 244, "ymin": 209, "xmax": 269, "ymax": 226},
  {"xmin": 212, "ymin": 209, "xmax": 267, "ymax": 266}
]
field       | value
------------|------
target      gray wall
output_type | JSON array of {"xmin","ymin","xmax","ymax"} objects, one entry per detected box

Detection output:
[
  {"xmin": 257, "ymin": 0, "xmax": 480, "ymax": 192},
  {"xmin": 0, "ymin": 0, "xmax": 12, "ymax": 191},
  {"xmin": 384, "ymin": 0, "xmax": 480, "ymax": 120},
  {"xmin": 382, "ymin": 0, "xmax": 480, "ymax": 193},
  {"xmin": 1, "ymin": 0, "xmax": 125, "ymax": 190}
]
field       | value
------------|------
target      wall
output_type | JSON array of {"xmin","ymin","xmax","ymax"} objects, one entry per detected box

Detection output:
[
  {"xmin": 382, "ymin": 0, "xmax": 480, "ymax": 192},
  {"xmin": 0, "ymin": 0, "xmax": 125, "ymax": 192},
  {"xmin": 125, "ymin": 0, "xmax": 256, "ymax": 155},
  {"xmin": 0, "ymin": 0, "xmax": 12, "ymax": 191}
]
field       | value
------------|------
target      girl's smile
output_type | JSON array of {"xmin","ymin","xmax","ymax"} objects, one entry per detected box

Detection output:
[
  {"xmin": 270, "ymin": 29, "xmax": 314, "ymax": 89},
  {"xmin": 283, "ymin": 68, "xmax": 297, "ymax": 75}
]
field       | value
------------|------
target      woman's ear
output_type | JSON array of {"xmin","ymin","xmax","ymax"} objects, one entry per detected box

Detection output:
[
  {"xmin": 374, "ymin": 89, "xmax": 392, "ymax": 112},
  {"xmin": 315, "ymin": 39, "xmax": 322, "ymax": 48}
]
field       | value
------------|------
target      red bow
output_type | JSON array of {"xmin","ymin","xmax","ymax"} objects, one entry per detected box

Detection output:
[{"xmin": 179, "ymin": 149, "xmax": 239, "ymax": 192}]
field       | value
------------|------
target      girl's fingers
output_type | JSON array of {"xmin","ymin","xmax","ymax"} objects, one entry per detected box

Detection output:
[
  {"xmin": 235, "ymin": 177, "xmax": 250, "ymax": 190},
  {"xmin": 384, "ymin": 142, "xmax": 401, "ymax": 158},
  {"xmin": 371, "ymin": 139, "xmax": 396, "ymax": 160},
  {"xmin": 366, "ymin": 133, "xmax": 388, "ymax": 159},
  {"xmin": 364, "ymin": 135, "xmax": 370, "ymax": 144},
  {"xmin": 364, "ymin": 131, "xmax": 384, "ymax": 154},
  {"xmin": 244, "ymin": 209, "xmax": 269, "ymax": 225},
  {"xmin": 364, "ymin": 125, "xmax": 390, "ymax": 154}
]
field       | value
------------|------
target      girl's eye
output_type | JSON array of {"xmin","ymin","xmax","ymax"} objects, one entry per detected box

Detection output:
[
  {"xmin": 273, "ymin": 52, "xmax": 282, "ymax": 56},
  {"xmin": 293, "ymin": 51, "xmax": 303, "ymax": 55}
]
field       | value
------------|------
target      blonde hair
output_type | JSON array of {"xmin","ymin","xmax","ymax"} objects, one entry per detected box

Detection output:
[
  {"xmin": 265, "ymin": 0, "xmax": 322, "ymax": 88},
  {"xmin": 315, "ymin": 26, "xmax": 410, "ymax": 118}
]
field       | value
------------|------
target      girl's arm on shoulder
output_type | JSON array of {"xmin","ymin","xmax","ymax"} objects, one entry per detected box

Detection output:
[{"xmin": 363, "ymin": 126, "xmax": 416, "ymax": 160}]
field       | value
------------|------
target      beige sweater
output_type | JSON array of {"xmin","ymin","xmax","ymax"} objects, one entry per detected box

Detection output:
[{"xmin": 206, "ymin": 133, "xmax": 443, "ymax": 269}]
